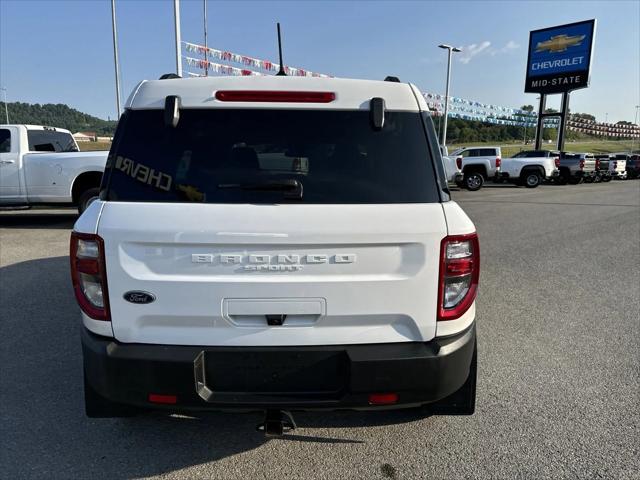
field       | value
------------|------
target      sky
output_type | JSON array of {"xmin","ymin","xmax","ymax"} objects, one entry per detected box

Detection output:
[{"xmin": 1, "ymin": 0, "xmax": 639, "ymax": 123}]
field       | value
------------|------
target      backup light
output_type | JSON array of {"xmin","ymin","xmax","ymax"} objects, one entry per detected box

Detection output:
[
  {"xmin": 438, "ymin": 233, "xmax": 480, "ymax": 321},
  {"xmin": 215, "ymin": 90, "xmax": 336, "ymax": 103}
]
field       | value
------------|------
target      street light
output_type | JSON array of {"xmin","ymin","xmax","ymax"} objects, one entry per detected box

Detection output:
[
  {"xmin": 174, "ymin": 0, "xmax": 183, "ymax": 77},
  {"xmin": 1, "ymin": 87, "xmax": 8, "ymax": 124},
  {"xmin": 438, "ymin": 44, "xmax": 461, "ymax": 148},
  {"xmin": 110, "ymin": 0, "xmax": 122, "ymax": 118}
]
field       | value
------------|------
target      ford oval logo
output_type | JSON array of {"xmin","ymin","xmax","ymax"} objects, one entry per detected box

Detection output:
[{"xmin": 123, "ymin": 291, "xmax": 156, "ymax": 304}]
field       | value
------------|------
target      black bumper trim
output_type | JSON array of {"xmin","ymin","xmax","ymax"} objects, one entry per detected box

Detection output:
[{"xmin": 82, "ymin": 324, "xmax": 476, "ymax": 411}]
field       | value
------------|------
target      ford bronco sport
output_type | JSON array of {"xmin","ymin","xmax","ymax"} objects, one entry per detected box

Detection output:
[{"xmin": 71, "ymin": 75, "xmax": 479, "ymax": 426}]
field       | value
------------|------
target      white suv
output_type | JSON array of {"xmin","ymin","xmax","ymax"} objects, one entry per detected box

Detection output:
[{"xmin": 71, "ymin": 75, "xmax": 478, "ymax": 425}]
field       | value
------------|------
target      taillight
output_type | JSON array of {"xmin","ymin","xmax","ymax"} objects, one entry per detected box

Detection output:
[
  {"xmin": 456, "ymin": 156, "xmax": 462, "ymax": 169},
  {"xmin": 70, "ymin": 232, "xmax": 110, "ymax": 321},
  {"xmin": 579, "ymin": 159, "xmax": 585, "ymax": 170},
  {"xmin": 595, "ymin": 159, "xmax": 600, "ymax": 169},
  {"xmin": 215, "ymin": 90, "xmax": 336, "ymax": 103},
  {"xmin": 438, "ymin": 233, "xmax": 480, "ymax": 321},
  {"xmin": 612, "ymin": 161, "xmax": 617, "ymax": 169},
  {"xmin": 495, "ymin": 157, "xmax": 501, "ymax": 169},
  {"xmin": 555, "ymin": 157, "xmax": 560, "ymax": 168}
]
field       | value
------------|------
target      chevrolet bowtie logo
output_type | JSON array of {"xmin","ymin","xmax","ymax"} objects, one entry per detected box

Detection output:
[{"xmin": 535, "ymin": 34, "xmax": 586, "ymax": 53}]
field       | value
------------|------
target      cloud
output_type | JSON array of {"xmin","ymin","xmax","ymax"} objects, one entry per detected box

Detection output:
[
  {"xmin": 458, "ymin": 40, "xmax": 520, "ymax": 63},
  {"xmin": 458, "ymin": 41, "xmax": 491, "ymax": 64},
  {"xmin": 498, "ymin": 40, "xmax": 520, "ymax": 53}
]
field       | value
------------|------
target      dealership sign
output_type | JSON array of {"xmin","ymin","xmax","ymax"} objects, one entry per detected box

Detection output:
[{"xmin": 525, "ymin": 19, "xmax": 596, "ymax": 94}]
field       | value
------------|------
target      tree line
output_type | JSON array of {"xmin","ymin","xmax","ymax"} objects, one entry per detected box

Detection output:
[{"xmin": 0, "ymin": 102, "xmax": 117, "ymax": 136}]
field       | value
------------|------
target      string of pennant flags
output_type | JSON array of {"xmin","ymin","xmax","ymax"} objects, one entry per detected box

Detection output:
[
  {"xmin": 183, "ymin": 41, "xmax": 330, "ymax": 78},
  {"xmin": 182, "ymin": 41, "xmax": 640, "ymax": 138}
]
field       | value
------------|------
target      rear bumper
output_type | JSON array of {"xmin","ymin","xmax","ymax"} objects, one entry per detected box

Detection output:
[{"xmin": 82, "ymin": 324, "xmax": 476, "ymax": 411}]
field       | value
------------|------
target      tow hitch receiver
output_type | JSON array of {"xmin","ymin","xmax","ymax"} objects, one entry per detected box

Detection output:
[{"xmin": 257, "ymin": 409, "xmax": 297, "ymax": 437}]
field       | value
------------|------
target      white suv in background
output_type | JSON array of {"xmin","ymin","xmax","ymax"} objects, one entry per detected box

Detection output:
[
  {"xmin": 71, "ymin": 75, "xmax": 479, "ymax": 430},
  {"xmin": 448, "ymin": 146, "xmax": 502, "ymax": 191}
]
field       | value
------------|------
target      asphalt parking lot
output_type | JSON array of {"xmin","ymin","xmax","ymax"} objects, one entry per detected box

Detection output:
[{"xmin": 1, "ymin": 181, "xmax": 638, "ymax": 479}]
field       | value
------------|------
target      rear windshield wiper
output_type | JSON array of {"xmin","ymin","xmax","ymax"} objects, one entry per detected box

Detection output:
[{"xmin": 218, "ymin": 179, "xmax": 303, "ymax": 199}]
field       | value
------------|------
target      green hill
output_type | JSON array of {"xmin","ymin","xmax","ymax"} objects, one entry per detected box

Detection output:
[{"xmin": 0, "ymin": 101, "xmax": 116, "ymax": 136}]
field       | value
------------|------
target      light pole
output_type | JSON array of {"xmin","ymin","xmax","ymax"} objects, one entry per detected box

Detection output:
[
  {"xmin": 203, "ymin": 0, "xmax": 208, "ymax": 76},
  {"xmin": 1, "ymin": 87, "xmax": 8, "ymax": 124},
  {"xmin": 110, "ymin": 0, "xmax": 122, "ymax": 118},
  {"xmin": 174, "ymin": 0, "xmax": 183, "ymax": 77},
  {"xmin": 634, "ymin": 105, "xmax": 639, "ymax": 153},
  {"xmin": 438, "ymin": 44, "xmax": 461, "ymax": 148}
]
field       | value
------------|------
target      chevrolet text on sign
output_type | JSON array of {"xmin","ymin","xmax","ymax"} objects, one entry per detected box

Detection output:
[{"xmin": 525, "ymin": 19, "xmax": 596, "ymax": 94}]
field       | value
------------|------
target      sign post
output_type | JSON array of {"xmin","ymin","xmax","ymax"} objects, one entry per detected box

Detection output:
[{"xmin": 525, "ymin": 19, "xmax": 596, "ymax": 151}]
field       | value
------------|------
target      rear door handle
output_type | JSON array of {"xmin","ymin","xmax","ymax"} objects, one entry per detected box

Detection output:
[{"xmin": 0, "ymin": 159, "xmax": 15, "ymax": 164}]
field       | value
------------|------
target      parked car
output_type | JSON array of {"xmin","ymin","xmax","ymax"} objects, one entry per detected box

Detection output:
[
  {"xmin": 626, "ymin": 154, "xmax": 640, "ymax": 179},
  {"xmin": 0, "ymin": 125, "xmax": 108, "ymax": 213},
  {"xmin": 495, "ymin": 150, "xmax": 559, "ymax": 188},
  {"xmin": 609, "ymin": 154, "xmax": 628, "ymax": 180},
  {"xmin": 557, "ymin": 152, "xmax": 596, "ymax": 185},
  {"xmin": 441, "ymin": 153, "xmax": 464, "ymax": 185},
  {"xmin": 593, "ymin": 154, "xmax": 612, "ymax": 183},
  {"xmin": 447, "ymin": 146, "xmax": 501, "ymax": 191},
  {"xmin": 73, "ymin": 75, "xmax": 479, "ymax": 428}
]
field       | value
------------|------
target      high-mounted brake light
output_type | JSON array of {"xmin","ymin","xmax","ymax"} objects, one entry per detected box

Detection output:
[
  {"xmin": 456, "ymin": 156, "xmax": 463, "ymax": 170},
  {"xmin": 215, "ymin": 90, "xmax": 336, "ymax": 103},
  {"xmin": 437, "ymin": 233, "xmax": 480, "ymax": 321},
  {"xmin": 70, "ymin": 232, "xmax": 110, "ymax": 321}
]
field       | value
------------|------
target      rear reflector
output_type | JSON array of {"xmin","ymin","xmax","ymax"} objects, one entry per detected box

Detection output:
[
  {"xmin": 368, "ymin": 393, "xmax": 399, "ymax": 405},
  {"xmin": 148, "ymin": 394, "xmax": 177, "ymax": 404},
  {"xmin": 215, "ymin": 90, "xmax": 336, "ymax": 103}
]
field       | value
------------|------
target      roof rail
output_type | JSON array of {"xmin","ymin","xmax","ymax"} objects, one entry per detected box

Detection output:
[
  {"xmin": 384, "ymin": 76, "xmax": 401, "ymax": 83},
  {"xmin": 159, "ymin": 73, "xmax": 181, "ymax": 80}
]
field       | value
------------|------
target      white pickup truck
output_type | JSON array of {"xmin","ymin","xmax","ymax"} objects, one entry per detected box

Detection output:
[
  {"xmin": 0, "ymin": 125, "xmax": 108, "ymax": 213},
  {"xmin": 446, "ymin": 146, "xmax": 502, "ymax": 191},
  {"xmin": 494, "ymin": 150, "xmax": 560, "ymax": 188}
]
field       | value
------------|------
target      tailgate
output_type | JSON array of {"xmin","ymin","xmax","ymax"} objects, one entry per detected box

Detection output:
[{"xmin": 98, "ymin": 202, "xmax": 446, "ymax": 346}]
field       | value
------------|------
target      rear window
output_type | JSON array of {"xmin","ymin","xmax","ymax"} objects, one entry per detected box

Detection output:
[
  {"xmin": 27, "ymin": 129, "xmax": 78, "ymax": 152},
  {"xmin": 0, "ymin": 129, "xmax": 10, "ymax": 153},
  {"xmin": 513, "ymin": 151, "xmax": 546, "ymax": 158},
  {"xmin": 103, "ymin": 109, "xmax": 440, "ymax": 204}
]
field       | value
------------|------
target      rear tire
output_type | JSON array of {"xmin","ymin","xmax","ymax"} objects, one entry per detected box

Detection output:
[
  {"xmin": 464, "ymin": 172, "xmax": 484, "ymax": 191},
  {"xmin": 78, "ymin": 187, "xmax": 100, "ymax": 215},
  {"xmin": 568, "ymin": 176, "xmax": 583, "ymax": 185},
  {"xmin": 523, "ymin": 170, "xmax": 542, "ymax": 188},
  {"xmin": 84, "ymin": 372, "xmax": 141, "ymax": 418}
]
